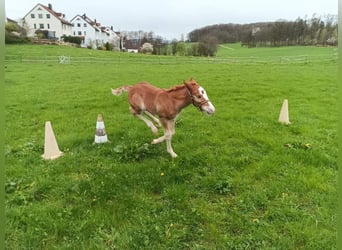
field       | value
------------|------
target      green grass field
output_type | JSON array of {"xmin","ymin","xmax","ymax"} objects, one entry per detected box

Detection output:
[{"xmin": 5, "ymin": 44, "xmax": 337, "ymax": 249}]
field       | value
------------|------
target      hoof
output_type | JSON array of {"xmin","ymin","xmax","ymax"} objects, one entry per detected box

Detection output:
[{"xmin": 170, "ymin": 152, "xmax": 178, "ymax": 158}]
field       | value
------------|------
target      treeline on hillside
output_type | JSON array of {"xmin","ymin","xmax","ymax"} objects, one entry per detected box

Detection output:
[
  {"xmin": 122, "ymin": 30, "xmax": 218, "ymax": 56},
  {"xmin": 188, "ymin": 14, "xmax": 338, "ymax": 47}
]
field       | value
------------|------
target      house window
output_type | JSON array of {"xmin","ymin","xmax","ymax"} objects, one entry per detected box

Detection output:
[
  {"xmin": 34, "ymin": 24, "xmax": 37, "ymax": 29},
  {"xmin": 46, "ymin": 14, "xmax": 50, "ymax": 19},
  {"xmin": 39, "ymin": 24, "xmax": 44, "ymax": 29},
  {"xmin": 84, "ymin": 23, "xmax": 87, "ymax": 27},
  {"xmin": 47, "ymin": 24, "xmax": 50, "ymax": 29},
  {"xmin": 73, "ymin": 31, "xmax": 76, "ymax": 35},
  {"xmin": 77, "ymin": 23, "xmax": 81, "ymax": 27},
  {"xmin": 31, "ymin": 14, "xmax": 35, "ymax": 18},
  {"xmin": 84, "ymin": 31, "xmax": 86, "ymax": 35},
  {"xmin": 38, "ymin": 14, "xmax": 43, "ymax": 19},
  {"xmin": 78, "ymin": 31, "xmax": 82, "ymax": 35}
]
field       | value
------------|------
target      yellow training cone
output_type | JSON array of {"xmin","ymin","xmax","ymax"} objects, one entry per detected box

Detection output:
[
  {"xmin": 278, "ymin": 99, "xmax": 291, "ymax": 125},
  {"xmin": 94, "ymin": 114, "xmax": 108, "ymax": 143},
  {"xmin": 42, "ymin": 121, "xmax": 63, "ymax": 160}
]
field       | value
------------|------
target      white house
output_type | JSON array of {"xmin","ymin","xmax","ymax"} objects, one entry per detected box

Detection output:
[
  {"xmin": 102, "ymin": 26, "xmax": 121, "ymax": 50},
  {"xmin": 22, "ymin": 3, "xmax": 72, "ymax": 39},
  {"xmin": 70, "ymin": 14, "xmax": 120, "ymax": 49}
]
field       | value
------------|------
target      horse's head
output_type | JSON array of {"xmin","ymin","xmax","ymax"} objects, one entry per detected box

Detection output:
[{"xmin": 184, "ymin": 78, "xmax": 215, "ymax": 115}]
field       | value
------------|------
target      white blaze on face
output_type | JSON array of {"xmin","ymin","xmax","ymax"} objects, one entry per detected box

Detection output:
[{"xmin": 199, "ymin": 86, "xmax": 215, "ymax": 115}]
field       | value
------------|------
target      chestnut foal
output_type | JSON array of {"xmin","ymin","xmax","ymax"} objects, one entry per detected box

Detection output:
[{"xmin": 111, "ymin": 78, "xmax": 215, "ymax": 158}]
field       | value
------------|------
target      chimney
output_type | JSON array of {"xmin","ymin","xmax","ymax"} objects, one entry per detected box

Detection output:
[
  {"xmin": 111, "ymin": 26, "xmax": 113, "ymax": 31},
  {"xmin": 48, "ymin": 3, "xmax": 52, "ymax": 10}
]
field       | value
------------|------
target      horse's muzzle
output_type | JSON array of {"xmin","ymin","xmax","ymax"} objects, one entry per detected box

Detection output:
[{"xmin": 202, "ymin": 101, "xmax": 215, "ymax": 115}]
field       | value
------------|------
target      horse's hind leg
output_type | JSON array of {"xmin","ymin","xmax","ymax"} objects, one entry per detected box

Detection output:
[
  {"xmin": 130, "ymin": 107, "xmax": 158, "ymax": 134},
  {"xmin": 144, "ymin": 111, "xmax": 161, "ymax": 128},
  {"xmin": 152, "ymin": 135, "xmax": 165, "ymax": 144}
]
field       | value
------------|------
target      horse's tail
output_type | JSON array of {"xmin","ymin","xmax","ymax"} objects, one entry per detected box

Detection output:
[{"xmin": 111, "ymin": 85, "xmax": 132, "ymax": 96}]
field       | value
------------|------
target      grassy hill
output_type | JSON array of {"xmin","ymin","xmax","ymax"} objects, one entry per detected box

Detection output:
[
  {"xmin": 217, "ymin": 43, "xmax": 337, "ymax": 57},
  {"xmin": 5, "ymin": 42, "xmax": 338, "ymax": 62},
  {"xmin": 5, "ymin": 44, "xmax": 337, "ymax": 249}
]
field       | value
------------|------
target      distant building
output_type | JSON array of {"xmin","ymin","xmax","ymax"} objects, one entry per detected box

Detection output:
[
  {"xmin": 6, "ymin": 17, "xmax": 18, "ymax": 25},
  {"xmin": 70, "ymin": 14, "xmax": 120, "ymax": 49},
  {"xmin": 22, "ymin": 3, "xmax": 72, "ymax": 39},
  {"xmin": 123, "ymin": 39, "xmax": 140, "ymax": 53}
]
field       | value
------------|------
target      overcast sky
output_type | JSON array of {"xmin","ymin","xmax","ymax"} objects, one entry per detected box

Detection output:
[{"xmin": 5, "ymin": 0, "xmax": 338, "ymax": 40}]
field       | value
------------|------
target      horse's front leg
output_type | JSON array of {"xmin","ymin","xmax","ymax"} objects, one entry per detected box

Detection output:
[
  {"xmin": 154, "ymin": 118, "xmax": 177, "ymax": 158},
  {"xmin": 151, "ymin": 116, "xmax": 167, "ymax": 144},
  {"xmin": 166, "ymin": 136, "xmax": 177, "ymax": 158}
]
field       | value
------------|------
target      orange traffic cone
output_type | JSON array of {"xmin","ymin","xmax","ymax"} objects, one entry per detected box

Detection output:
[
  {"xmin": 278, "ymin": 99, "xmax": 291, "ymax": 125},
  {"xmin": 42, "ymin": 121, "xmax": 63, "ymax": 160},
  {"xmin": 94, "ymin": 114, "xmax": 108, "ymax": 143}
]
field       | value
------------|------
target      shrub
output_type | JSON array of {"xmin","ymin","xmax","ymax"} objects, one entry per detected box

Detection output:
[
  {"xmin": 62, "ymin": 35, "xmax": 82, "ymax": 45},
  {"xmin": 104, "ymin": 42, "xmax": 113, "ymax": 51},
  {"xmin": 5, "ymin": 31, "xmax": 30, "ymax": 44}
]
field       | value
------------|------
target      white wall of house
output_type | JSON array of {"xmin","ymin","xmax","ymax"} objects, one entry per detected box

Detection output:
[
  {"xmin": 103, "ymin": 27, "xmax": 121, "ymax": 49},
  {"xmin": 70, "ymin": 15, "xmax": 120, "ymax": 49},
  {"xmin": 22, "ymin": 4, "xmax": 72, "ymax": 39},
  {"xmin": 71, "ymin": 15, "xmax": 97, "ymax": 48},
  {"xmin": 71, "ymin": 15, "xmax": 106, "ymax": 48}
]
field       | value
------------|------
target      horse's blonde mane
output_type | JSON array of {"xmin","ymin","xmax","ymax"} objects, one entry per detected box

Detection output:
[
  {"xmin": 164, "ymin": 82, "xmax": 199, "ymax": 92},
  {"xmin": 164, "ymin": 84, "xmax": 185, "ymax": 92}
]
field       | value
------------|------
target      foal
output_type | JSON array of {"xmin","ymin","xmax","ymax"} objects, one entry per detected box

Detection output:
[{"xmin": 111, "ymin": 78, "xmax": 215, "ymax": 158}]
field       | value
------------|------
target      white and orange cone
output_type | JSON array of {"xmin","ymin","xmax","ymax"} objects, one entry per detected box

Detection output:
[
  {"xmin": 278, "ymin": 99, "xmax": 291, "ymax": 125},
  {"xmin": 94, "ymin": 114, "xmax": 108, "ymax": 143},
  {"xmin": 42, "ymin": 121, "xmax": 63, "ymax": 160}
]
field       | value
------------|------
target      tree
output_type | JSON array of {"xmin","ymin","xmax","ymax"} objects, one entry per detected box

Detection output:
[
  {"xmin": 171, "ymin": 39, "xmax": 178, "ymax": 55},
  {"xmin": 293, "ymin": 18, "xmax": 306, "ymax": 44},
  {"xmin": 197, "ymin": 36, "xmax": 218, "ymax": 56},
  {"xmin": 141, "ymin": 42, "xmax": 153, "ymax": 54},
  {"xmin": 190, "ymin": 43, "xmax": 199, "ymax": 56},
  {"xmin": 5, "ymin": 22, "xmax": 18, "ymax": 33},
  {"xmin": 206, "ymin": 36, "xmax": 218, "ymax": 56},
  {"xmin": 187, "ymin": 14, "xmax": 338, "ymax": 47},
  {"xmin": 5, "ymin": 22, "xmax": 29, "ymax": 44},
  {"xmin": 176, "ymin": 42, "xmax": 186, "ymax": 56}
]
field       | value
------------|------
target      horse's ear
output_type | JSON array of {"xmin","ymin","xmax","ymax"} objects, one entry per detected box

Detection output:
[{"xmin": 183, "ymin": 81, "xmax": 191, "ymax": 92}]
